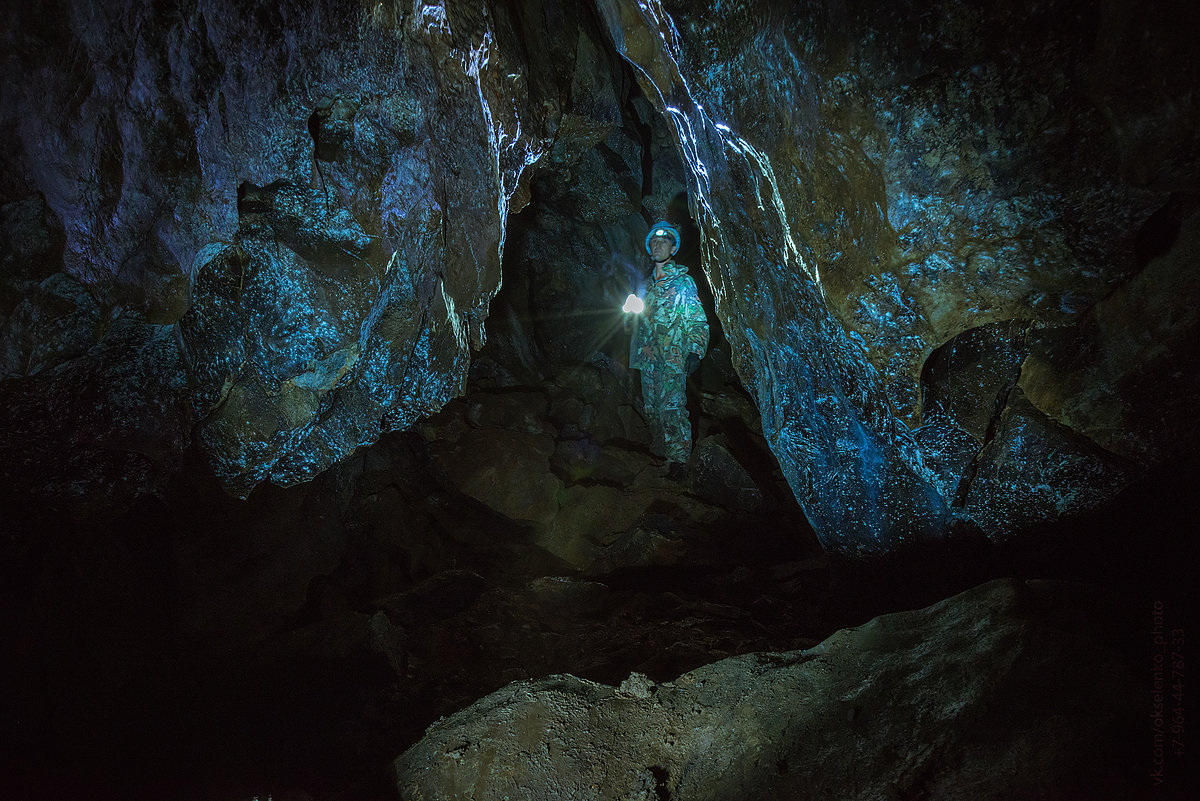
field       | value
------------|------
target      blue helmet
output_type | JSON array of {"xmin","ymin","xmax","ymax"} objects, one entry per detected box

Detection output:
[{"xmin": 644, "ymin": 222, "xmax": 681, "ymax": 256}]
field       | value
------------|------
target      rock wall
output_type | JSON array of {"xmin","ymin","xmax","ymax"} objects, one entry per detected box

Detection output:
[
  {"xmin": 2, "ymin": 0, "xmax": 1197, "ymax": 551},
  {"xmin": 1, "ymin": 1, "xmax": 619, "ymax": 499},
  {"xmin": 596, "ymin": 0, "xmax": 1200, "ymax": 551},
  {"xmin": 171, "ymin": 1, "xmax": 579, "ymax": 496}
]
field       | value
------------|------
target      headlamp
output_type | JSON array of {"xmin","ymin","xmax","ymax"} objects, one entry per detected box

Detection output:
[
  {"xmin": 644, "ymin": 221, "xmax": 680, "ymax": 256},
  {"xmin": 622, "ymin": 294, "xmax": 644, "ymax": 314}
]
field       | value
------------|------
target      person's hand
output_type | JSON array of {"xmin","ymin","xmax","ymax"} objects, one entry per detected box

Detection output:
[{"xmin": 685, "ymin": 353, "xmax": 700, "ymax": 376}]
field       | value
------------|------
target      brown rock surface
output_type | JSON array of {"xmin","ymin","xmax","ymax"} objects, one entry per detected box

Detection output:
[{"xmin": 394, "ymin": 578, "xmax": 1139, "ymax": 801}]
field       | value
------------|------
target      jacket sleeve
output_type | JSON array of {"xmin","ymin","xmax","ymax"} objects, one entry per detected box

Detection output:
[{"xmin": 680, "ymin": 276, "xmax": 709, "ymax": 358}]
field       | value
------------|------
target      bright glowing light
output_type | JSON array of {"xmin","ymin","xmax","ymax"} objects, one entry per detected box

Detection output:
[{"xmin": 623, "ymin": 294, "xmax": 644, "ymax": 314}]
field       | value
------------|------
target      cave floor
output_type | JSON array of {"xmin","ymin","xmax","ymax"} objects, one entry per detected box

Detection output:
[{"xmin": 4, "ymin": 365, "xmax": 1195, "ymax": 801}]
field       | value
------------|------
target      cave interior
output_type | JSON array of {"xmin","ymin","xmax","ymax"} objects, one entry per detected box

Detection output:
[{"xmin": 1, "ymin": 1, "xmax": 1197, "ymax": 799}]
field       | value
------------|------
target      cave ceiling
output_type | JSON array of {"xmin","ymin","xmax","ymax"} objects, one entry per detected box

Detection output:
[{"xmin": 1, "ymin": 0, "xmax": 1197, "ymax": 554}]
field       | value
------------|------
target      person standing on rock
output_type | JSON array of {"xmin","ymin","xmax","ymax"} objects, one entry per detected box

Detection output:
[{"xmin": 629, "ymin": 221, "xmax": 710, "ymax": 481}]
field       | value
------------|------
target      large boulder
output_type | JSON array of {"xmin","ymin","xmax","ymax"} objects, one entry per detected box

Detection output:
[
  {"xmin": 394, "ymin": 578, "xmax": 1139, "ymax": 800},
  {"xmin": 0, "ymin": 0, "xmax": 630, "ymax": 500},
  {"xmin": 173, "ymin": 1, "xmax": 558, "ymax": 496},
  {"xmin": 418, "ymin": 384, "xmax": 729, "ymax": 574}
]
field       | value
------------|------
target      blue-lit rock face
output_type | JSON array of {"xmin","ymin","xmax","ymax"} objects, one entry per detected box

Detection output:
[
  {"xmin": 596, "ymin": 0, "xmax": 1199, "ymax": 551},
  {"xmin": 173, "ymin": 3, "xmax": 564, "ymax": 495},
  {"xmin": 2, "ymin": 0, "xmax": 627, "ymax": 498},
  {"xmin": 2, "ymin": 0, "xmax": 1196, "ymax": 551}
]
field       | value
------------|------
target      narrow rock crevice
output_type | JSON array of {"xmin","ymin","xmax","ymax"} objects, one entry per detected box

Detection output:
[{"xmin": 949, "ymin": 324, "xmax": 1031, "ymax": 509}]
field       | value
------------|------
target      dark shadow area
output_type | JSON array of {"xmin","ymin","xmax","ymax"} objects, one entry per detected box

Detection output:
[
  {"xmin": 0, "ymin": 113, "xmax": 793, "ymax": 790},
  {"xmin": 826, "ymin": 450, "xmax": 1199, "ymax": 644}
]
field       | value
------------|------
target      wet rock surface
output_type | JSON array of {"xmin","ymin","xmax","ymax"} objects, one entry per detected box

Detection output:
[
  {"xmin": 172, "ymin": 1, "xmax": 598, "ymax": 496},
  {"xmin": 2, "ymin": 0, "xmax": 634, "ymax": 499},
  {"xmin": 599, "ymin": 0, "xmax": 1200, "ymax": 550}
]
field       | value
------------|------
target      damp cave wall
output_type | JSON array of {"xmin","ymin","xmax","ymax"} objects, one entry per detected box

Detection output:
[{"xmin": 1, "ymin": 0, "xmax": 1198, "ymax": 555}]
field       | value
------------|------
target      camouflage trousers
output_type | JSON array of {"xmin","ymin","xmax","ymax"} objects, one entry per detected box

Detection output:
[{"xmin": 640, "ymin": 362, "xmax": 691, "ymax": 464}]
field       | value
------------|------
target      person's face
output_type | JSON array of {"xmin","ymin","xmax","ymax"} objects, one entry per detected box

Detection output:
[{"xmin": 649, "ymin": 235, "xmax": 675, "ymax": 262}]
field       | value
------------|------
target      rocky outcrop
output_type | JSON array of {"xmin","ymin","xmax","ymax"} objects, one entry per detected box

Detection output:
[
  {"xmin": 2, "ymin": 0, "xmax": 1197, "ymax": 552},
  {"xmin": 418, "ymin": 366, "xmax": 786, "ymax": 574},
  {"xmin": 393, "ymin": 578, "xmax": 1139, "ymax": 800},
  {"xmin": 173, "ymin": 2, "xmax": 563, "ymax": 496},
  {"xmin": 1, "ymin": 0, "xmax": 627, "ymax": 498},
  {"xmin": 596, "ymin": 0, "xmax": 1200, "ymax": 550}
]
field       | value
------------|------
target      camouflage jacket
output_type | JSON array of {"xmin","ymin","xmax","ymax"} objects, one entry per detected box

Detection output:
[{"xmin": 630, "ymin": 261, "xmax": 709, "ymax": 372}]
